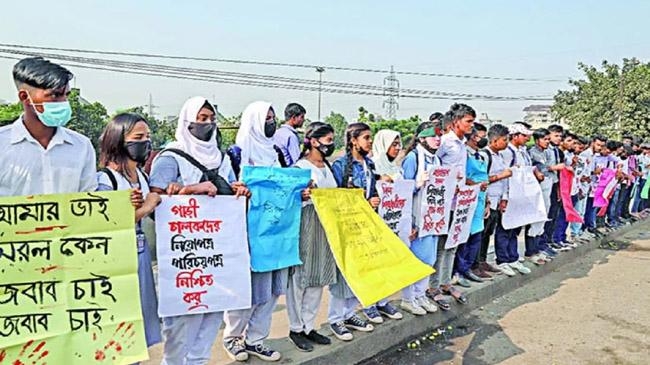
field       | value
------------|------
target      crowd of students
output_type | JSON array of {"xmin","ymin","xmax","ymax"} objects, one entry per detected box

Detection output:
[{"xmin": 2, "ymin": 57, "xmax": 649, "ymax": 365}]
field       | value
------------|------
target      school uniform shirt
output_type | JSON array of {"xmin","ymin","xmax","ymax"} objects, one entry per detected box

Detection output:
[
  {"xmin": 543, "ymin": 145, "xmax": 562, "ymax": 184},
  {"xmin": 480, "ymin": 146, "xmax": 508, "ymax": 210},
  {"xmin": 0, "ymin": 117, "xmax": 97, "ymax": 196},
  {"xmin": 273, "ymin": 125, "xmax": 301, "ymax": 167},
  {"xmin": 466, "ymin": 147, "xmax": 488, "ymax": 233},
  {"xmin": 529, "ymin": 145, "xmax": 555, "ymax": 181},
  {"xmin": 331, "ymin": 155, "xmax": 377, "ymax": 198},
  {"xmin": 639, "ymin": 154, "xmax": 650, "ymax": 178},
  {"xmin": 581, "ymin": 148, "xmax": 597, "ymax": 198},
  {"xmin": 96, "ymin": 168, "xmax": 162, "ymax": 347},
  {"xmin": 437, "ymin": 132, "xmax": 468, "ymax": 181}
]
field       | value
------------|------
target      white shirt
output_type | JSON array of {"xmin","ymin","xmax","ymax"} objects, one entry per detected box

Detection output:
[
  {"xmin": 0, "ymin": 117, "xmax": 97, "ymax": 196},
  {"xmin": 436, "ymin": 131, "xmax": 467, "ymax": 181}
]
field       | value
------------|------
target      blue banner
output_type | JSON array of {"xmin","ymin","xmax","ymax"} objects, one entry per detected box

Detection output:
[{"xmin": 242, "ymin": 166, "xmax": 311, "ymax": 272}]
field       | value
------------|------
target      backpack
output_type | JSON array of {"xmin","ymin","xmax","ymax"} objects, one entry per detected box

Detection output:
[{"xmin": 162, "ymin": 148, "xmax": 235, "ymax": 195}]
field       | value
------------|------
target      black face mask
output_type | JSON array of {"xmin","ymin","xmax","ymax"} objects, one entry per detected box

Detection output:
[
  {"xmin": 188, "ymin": 122, "xmax": 216, "ymax": 142},
  {"xmin": 476, "ymin": 137, "xmax": 488, "ymax": 149},
  {"xmin": 317, "ymin": 142, "xmax": 335, "ymax": 157},
  {"xmin": 264, "ymin": 122, "xmax": 277, "ymax": 138},
  {"xmin": 125, "ymin": 140, "xmax": 152, "ymax": 164}
]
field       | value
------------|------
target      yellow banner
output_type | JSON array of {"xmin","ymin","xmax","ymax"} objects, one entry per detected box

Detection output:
[
  {"xmin": 0, "ymin": 191, "xmax": 147, "ymax": 365},
  {"xmin": 310, "ymin": 188, "xmax": 434, "ymax": 307}
]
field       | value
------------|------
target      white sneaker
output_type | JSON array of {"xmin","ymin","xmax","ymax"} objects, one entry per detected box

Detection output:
[
  {"xmin": 538, "ymin": 252, "xmax": 552, "ymax": 262},
  {"xmin": 416, "ymin": 296, "xmax": 438, "ymax": 313},
  {"xmin": 518, "ymin": 256, "xmax": 525, "ymax": 263},
  {"xmin": 400, "ymin": 299, "xmax": 426, "ymax": 316},
  {"xmin": 497, "ymin": 263, "xmax": 516, "ymax": 276},
  {"xmin": 509, "ymin": 261, "xmax": 531, "ymax": 274}
]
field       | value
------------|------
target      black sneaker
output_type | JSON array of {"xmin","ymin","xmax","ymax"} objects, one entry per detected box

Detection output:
[
  {"xmin": 223, "ymin": 337, "xmax": 249, "ymax": 362},
  {"xmin": 304, "ymin": 330, "xmax": 332, "ymax": 345},
  {"xmin": 329, "ymin": 321, "xmax": 353, "ymax": 341},
  {"xmin": 343, "ymin": 314, "xmax": 374, "ymax": 332},
  {"xmin": 244, "ymin": 343, "xmax": 281, "ymax": 361},
  {"xmin": 288, "ymin": 331, "xmax": 313, "ymax": 352},
  {"xmin": 376, "ymin": 303, "xmax": 403, "ymax": 320}
]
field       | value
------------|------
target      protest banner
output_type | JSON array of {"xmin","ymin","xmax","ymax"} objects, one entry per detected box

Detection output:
[
  {"xmin": 376, "ymin": 180, "xmax": 414, "ymax": 244},
  {"xmin": 417, "ymin": 167, "xmax": 457, "ymax": 237},
  {"xmin": 446, "ymin": 185, "xmax": 481, "ymax": 249},
  {"xmin": 311, "ymin": 188, "xmax": 434, "ymax": 307},
  {"xmin": 155, "ymin": 195, "xmax": 251, "ymax": 317},
  {"xmin": 502, "ymin": 166, "xmax": 547, "ymax": 229},
  {"xmin": 593, "ymin": 168, "xmax": 617, "ymax": 208},
  {"xmin": 560, "ymin": 168, "xmax": 584, "ymax": 223},
  {"xmin": 0, "ymin": 191, "xmax": 147, "ymax": 365},
  {"xmin": 242, "ymin": 166, "xmax": 311, "ymax": 272}
]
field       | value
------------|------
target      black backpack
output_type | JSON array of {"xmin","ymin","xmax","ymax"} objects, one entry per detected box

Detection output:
[
  {"xmin": 162, "ymin": 148, "xmax": 235, "ymax": 195},
  {"xmin": 99, "ymin": 167, "xmax": 149, "ymax": 191}
]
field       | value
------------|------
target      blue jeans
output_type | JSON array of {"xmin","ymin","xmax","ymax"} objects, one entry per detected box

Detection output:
[
  {"xmin": 583, "ymin": 197, "xmax": 597, "ymax": 230},
  {"xmin": 607, "ymin": 188, "xmax": 621, "ymax": 223},
  {"xmin": 631, "ymin": 179, "xmax": 646, "ymax": 213},
  {"xmin": 454, "ymin": 232, "xmax": 482, "ymax": 275},
  {"xmin": 571, "ymin": 195, "xmax": 587, "ymax": 236}
]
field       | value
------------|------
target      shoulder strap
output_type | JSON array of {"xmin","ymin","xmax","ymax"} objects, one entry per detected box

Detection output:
[
  {"xmin": 162, "ymin": 148, "xmax": 209, "ymax": 173},
  {"xmin": 274, "ymin": 145, "xmax": 288, "ymax": 167},
  {"xmin": 99, "ymin": 168, "xmax": 118, "ymax": 191},
  {"xmin": 138, "ymin": 167, "xmax": 150, "ymax": 185},
  {"xmin": 482, "ymin": 149, "xmax": 493, "ymax": 173},
  {"xmin": 507, "ymin": 146, "xmax": 516, "ymax": 167}
]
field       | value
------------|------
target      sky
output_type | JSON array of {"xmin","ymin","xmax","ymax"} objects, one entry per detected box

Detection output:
[{"xmin": 1, "ymin": 0, "xmax": 649, "ymax": 123}]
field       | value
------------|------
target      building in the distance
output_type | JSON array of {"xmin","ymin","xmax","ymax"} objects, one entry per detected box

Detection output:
[{"xmin": 522, "ymin": 105, "xmax": 554, "ymax": 129}]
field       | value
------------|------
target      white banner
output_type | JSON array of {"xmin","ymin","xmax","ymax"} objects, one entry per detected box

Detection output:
[
  {"xmin": 155, "ymin": 195, "xmax": 252, "ymax": 317},
  {"xmin": 417, "ymin": 167, "xmax": 458, "ymax": 237},
  {"xmin": 502, "ymin": 166, "xmax": 547, "ymax": 230},
  {"xmin": 445, "ymin": 184, "xmax": 481, "ymax": 249},
  {"xmin": 377, "ymin": 179, "xmax": 415, "ymax": 244}
]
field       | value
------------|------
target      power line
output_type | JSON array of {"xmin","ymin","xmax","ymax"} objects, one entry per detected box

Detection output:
[
  {"xmin": 0, "ymin": 43, "xmax": 564, "ymax": 82},
  {"xmin": 0, "ymin": 48, "xmax": 553, "ymax": 101}
]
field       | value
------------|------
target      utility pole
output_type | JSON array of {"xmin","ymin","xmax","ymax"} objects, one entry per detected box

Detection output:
[
  {"xmin": 148, "ymin": 93, "xmax": 158, "ymax": 118},
  {"xmin": 383, "ymin": 65, "xmax": 399, "ymax": 120},
  {"xmin": 316, "ymin": 67, "xmax": 325, "ymax": 120}
]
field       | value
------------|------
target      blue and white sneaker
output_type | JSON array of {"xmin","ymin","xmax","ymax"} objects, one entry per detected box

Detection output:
[{"xmin": 362, "ymin": 306, "xmax": 384, "ymax": 324}]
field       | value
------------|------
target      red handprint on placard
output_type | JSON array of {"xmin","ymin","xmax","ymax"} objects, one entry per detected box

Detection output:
[
  {"xmin": 93, "ymin": 322, "xmax": 137, "ymax": 362},
  {"xmin": 0, "ymin": 339, "xmax": 49, "ymax": 365}
]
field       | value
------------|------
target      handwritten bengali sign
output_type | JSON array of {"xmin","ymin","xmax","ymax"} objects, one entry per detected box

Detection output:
[
  {"xmin": 242, "ymin": 166, "xmax": 311, "ymax": 272},
  {"xmin": 376, "ymin": 180, "xmax": 414, "ymax": 244},
  {"xmin": 417, "ymin": 167, "xmax": 457, "ymax": 237},
  {"xmin": 155, "ymin": 195, "xmax": 252, "ymax": 317},
  {"xmin": 0, "ymin": 191, "xmax": 147, "ymax": 365},
  {"xmin": 502, "ymin": 166, "xmax": 547, "ymax": 230},
  {"xmin": 445, "ymin": 185, "xmax": 481, "ymax": 249},
  {"xmin": 311, "ymin": 188, "xmax": 434, "ymax": 307}
]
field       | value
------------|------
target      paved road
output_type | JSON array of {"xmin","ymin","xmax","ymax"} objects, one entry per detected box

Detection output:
[{"xmin": 363, "ymin": 224, "xmax": 650, "ymax": 365}]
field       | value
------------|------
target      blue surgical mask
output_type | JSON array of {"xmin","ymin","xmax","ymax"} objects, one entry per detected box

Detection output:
[{"xmin": 27, "ymin": 94, "xmax": 72, "ymax": 127}]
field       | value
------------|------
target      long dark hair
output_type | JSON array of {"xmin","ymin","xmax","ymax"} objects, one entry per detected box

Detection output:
[
  {"xmin": 99, "ymin": 112, "xmax": 148, "ymax": 179},
  {"xmin": 342, "ymin": 122, "xmax": 371, "ymax": 188},
  {"xmin": 300, "ymin": 121, "xmax": 335, "ymax": 162}
]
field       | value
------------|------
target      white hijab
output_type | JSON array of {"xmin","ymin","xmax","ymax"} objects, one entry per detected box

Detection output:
[
  {"xmin": 372, "ymin": 129, "xmax": 402, "ymax": 177},
  {"xmin": 166, "ymin": 96, "xmax": 223, "ymax": 169},
  {"xmin": 236, "ymin": 101, "xmax": 279, "ymax": 167}
]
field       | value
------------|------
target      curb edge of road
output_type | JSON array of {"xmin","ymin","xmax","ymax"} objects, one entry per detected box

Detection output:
[{"xmin": 235, "ymin": 219, "xmax": 645, "ymax": 365}]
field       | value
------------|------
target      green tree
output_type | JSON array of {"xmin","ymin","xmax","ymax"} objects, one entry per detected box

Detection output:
[
  {"xmin": 324, "ymin": 111, "xmax": 348, "ymax": 149},
  {"xmin": 116, "ymin": 106, "xmax": 176, "ymax": 149},
  {"xmin": 0, "ymin": 102, "xmax": 22, "ymax": 126},
  {"xmin": 66, "ymin": 89, "xmax": 110, "ymax": 151},
  {"xmin": 553, "ymin": 58, "xmax": 650, "ymax": 140},
  {"xmin": 369, "ymin": 115, "xmax": 422, "ymax": 146}
]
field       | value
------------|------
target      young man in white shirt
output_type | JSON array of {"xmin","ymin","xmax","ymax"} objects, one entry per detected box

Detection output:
[
  {"xmin": 0, "ymin": 57, "xmax": 97, "ymax": 196},
  {"xmin": 428, "ymin": 103, "xmax": 474, "ymax": 306}
]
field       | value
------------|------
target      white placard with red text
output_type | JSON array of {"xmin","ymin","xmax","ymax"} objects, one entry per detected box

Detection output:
[
  {"xmin": 377, "ymin": 179, "xmax": 415, "ymax": 244},
  {"xmin": 155, "ymin": 195, "xmax": 251, "ymax": 317},
  {"xmin": 417, "ymin": 167, "xmax": 458, "ymax": 237},
  {"xmin": 445, "ymin": 184, "xmax": 481, "ymax": 249}
]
